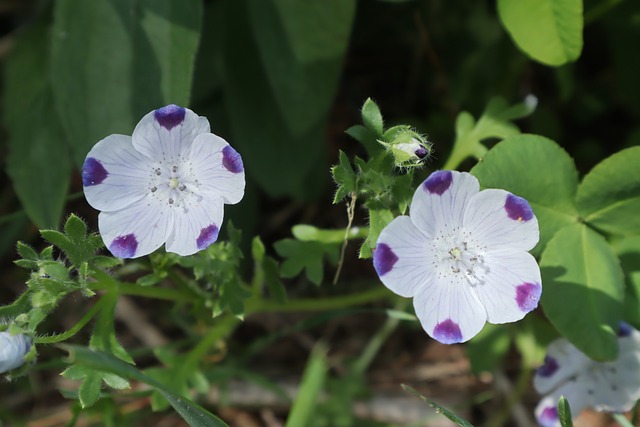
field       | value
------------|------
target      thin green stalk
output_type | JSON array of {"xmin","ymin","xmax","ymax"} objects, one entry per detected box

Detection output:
[
  {"xmin": 36, "ymin": 296, "xmax": 107, "ymax": 344},
  {"xmin": 182, "ymin": 314, "xmax": 240, "ymax": 369},
  {"xmin": 247, "ymin": 286, "xmax": 392, "ymax": 314},
  {"xmin": 90, "ymin": 269, "xmax": 197, "ymax": 303},
  {"xmin": 352, "ymin": 300, "xmax": 406, "ymax": 375}
]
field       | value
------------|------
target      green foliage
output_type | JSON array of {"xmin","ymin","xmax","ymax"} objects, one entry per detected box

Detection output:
[
  {"xmin": 274, "ymin": 238, "xmax": 340, "ymax": 285},
  {"xmin": 540, "ymin": 224, "xmax": 624, "ymax": 361},
  {"xmin": 285, "ymin": 345, "xmax": 329, "ymax": 427},
  {"xmin": 465, "ymin": 324, "xmax": 510, "ymax": 374},
  {"xmin": 4, "ymin": 19, "xmax": 71, "ymax": 229},
  {"xmin": 401, "ymin": 385, "xmax": 475, "ymax": 427},
  {"xmin": 576, "ymin": 146, "xmax": 640, "ymax": 236},
  {"xmin": 471, "ymin": 134, "xmax": 579, "ymax": 255},
  {"xmin": 61, "ymin": 345, "xmax": 231, "ymax": 427},
  {"xmin": 614, "ymin": 236, "xmax": 640, "ymax": 327},
  {"xmin": 51, "ymin": 0, "xmax": 202, "ymax": 167},
  {"xmin": 558, "ymin": 396, "xmax": 574, "ymax": 427},
  {"xmin": 498, "ymin": 0, "xmax": 583, "ymax": 66}
]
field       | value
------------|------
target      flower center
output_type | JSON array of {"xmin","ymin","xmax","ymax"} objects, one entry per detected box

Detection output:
[
  {"xmin": 148, "ymin": 159, "xmax": 202, "ymax": 210},
  {"xmin": 433, "ymin": 227, "xmax": 489, "ymax": 286}
]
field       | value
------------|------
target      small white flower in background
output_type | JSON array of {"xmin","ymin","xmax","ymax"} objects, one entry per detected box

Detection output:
[
  {"xmin": 82, "ymin": 105, "xmax": 245, "ymax": 258},
  {"xmin": 534, "ymin": 323, "xmax": 640, "ymax": 427},
  {"xmin": 0, "ymin": 332, "xmax": 31, "ymax": 374},
  {"xmin": 373, "ymin": 170, "xmax": 541, "ymax": 344}
]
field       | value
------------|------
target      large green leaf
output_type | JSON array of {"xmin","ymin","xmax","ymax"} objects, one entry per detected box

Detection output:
[
  {"xmin": 497, "ymin": 0, "xmax": 583, "ymax": 66},
  {"xmin": 613, "ymin": 236, "xmax": 640, "ymax": 327},
  {"xmin": 576, "ymin": 147, "xmax": 640, "ymax": 236},
  {"xmin": 4, "ymin": 21, "xmax": 71, "ymax": 228},
  {"xmin": 470, "ymin": 134, "xmax": 579, "ymax": 254},
  {"xmin": 222, "ymin": 0, "xmax": 327, "ymax": 199},
  {"xmin": 61, "ymin": 345, "xmax": 230, "ymax": 427},
  {"xmin": 540, "ymin": 224, "xmax": 624, "ymax": 361},
  {"xmin": 51, "ymin": 0, "xmax": 202, "ymax": 166},
  {"xmin": 249, "ymin": 0, "xmax": 356, "ymax": 137}
]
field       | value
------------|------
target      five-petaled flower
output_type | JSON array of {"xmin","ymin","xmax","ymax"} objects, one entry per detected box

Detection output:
[
  {"xmin": 534, "ymin": 323, "xmax": 640, "ymax": 427},
  {"xmin": 82, "ymin": 104, "xmax": 245, "ymax": 258},
  {"xmin": 0, "ymin": 332, "xmax": 31, "ymax": 374},
  {"xmin": 373, "ymin": 170, "xmax": 541, "ymax": 344}
]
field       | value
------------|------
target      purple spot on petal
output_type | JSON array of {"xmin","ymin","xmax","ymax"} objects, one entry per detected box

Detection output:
[
  {"xmin": 538, "ymin": 406, "xmax": 559, "ymax": 427},
  {"xmin": 619, "ymin": 322, "xmax": 633, "ymax": 337},
  {"xmin": 423, "ymin": 170, "xmax": 453, "ymax": 195},
  {"xmin": 222, "ymin": 145, "xmax": 243, "ymax": 173},
  {"xmin": 433, "ymin": 319, "xmax": 463, "ymax": 344},
  {"xmin": 415, "ymin": 147, "xmax": 428, "ymax": 159},
  {"xmin": 82, "ymin": 157, "xmax": 108, "ymax": 186},
  {"xmin": 154, "ymin": 104, "xmax": 185, "ymax": 130},
  {"xmin": 516, "ymin": 282, "xmax": 541, "ymax": 312},
  {"xmin": 109, "ymin": 234, "xmax": 138, "ymax": 258},
  {"xmin": 373, "ymin": 243, "xmax": 398, "ymax": 277},
  {"xmin": 196, "ymin": 224, "xmax": 219, "ymax": 250},
  {"xmin": 537, "ymin": 355, "xmax": 559, "ymax": 378},
  {"xmin": 505, "ymin": 193, "xmax": 534, "ymax": 222}
]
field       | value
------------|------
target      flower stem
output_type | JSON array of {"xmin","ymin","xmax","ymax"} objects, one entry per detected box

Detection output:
[{"xmin": 35, "ymin": 297, "xmax": 107, "ymax": 344}]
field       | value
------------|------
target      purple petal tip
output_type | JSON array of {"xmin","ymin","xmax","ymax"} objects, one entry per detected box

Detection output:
[
  {"xmin": 538, "ymin": 406, "xmax": 559, "ymax": 427},
  {"xmin": 415, "ymin": 147, "xmax": 428, "ymax": 159},
  {"xmin": 109, "ymin": 234, "xmax": 138, "ymax": 258},
  {"xmin": 537, "ymin": 355, "xmax": 559, "ymax": 378},
  {"xmin": 423, "ymin": 170, "xmax": 453, "ymax": 195},
  {"xmin": 196, "ymin": 224, "xmax": 219, "ymax": 250},
  {"xmin": 222, "ymin": 145, "xmax": 243, "ymax": 173},
  {"xmin": 433, "ymin": 319, "xmax": 463, "ymax": 344},
  {"xmin": 154, "ymin": 104, "xmax": 186, "ymax": 130},
  {"xmin": 619, "ymin": 322, "xmax": 633, "ymax": 337},
  {"xmin": 505, "ymin": 194, "xmax": 534, "ymax": 222},
  {"xmin": 373, "ymin": 243, "xmax": 398, "ymax": 276},
  {"xmin": 82, "ymin": 157, "xmax": 109, "ymax": 186},
  {"xmin": 516, "ymin": 282, "xmax": 541, "ymax": 312}
]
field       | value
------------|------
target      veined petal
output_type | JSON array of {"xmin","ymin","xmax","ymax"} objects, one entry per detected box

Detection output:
[
  {"xmin": 591, "ymin": 358, "xmax": 640, "ymax": 412},
  {"xmin": 410, "ymin": 171, "xmax": 479, "ymax": 239},
  {"xmin": 132, "ymin": 105, "xmax": 210, "ymax": 162},
  {"xmin": 463, "ymin": 189, "xmax": 539, "ymax": 251},
  {"xmin": 413, "ymin": 275, "xmax": 486, "ymax": 344},
  {"xmin": 472, "ymin": 250, "xmax": 542, "ymax": 324},
  {"xmin": 373, "ymin": 216, "xmax": 434, "ymax": 298},
  {"xmin": 165, "ymin": 196, "xmax": 224, "ymax": 256},
  {"xmin": 99, "ymin": 196, "xmax": 173, "ymax": 258},
  {"xmin": 82, "ymin": 134, "xmax": 151, "ymax": 212},
  {"xmin": 187, "ymin": 133, "xmax": 245, "ymax": 205},
  {"xmin": 533, "ymin": 338, "xmax": 592, "ymax": 394}
]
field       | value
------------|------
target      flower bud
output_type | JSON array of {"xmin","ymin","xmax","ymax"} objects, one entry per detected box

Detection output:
[
  {"xmin": 379, "ymin": 126, "xmax": 432, "ymax": 168},
  {"xmin": 0, "ymin": 332, "xmax": 32, "ymax": 374}
]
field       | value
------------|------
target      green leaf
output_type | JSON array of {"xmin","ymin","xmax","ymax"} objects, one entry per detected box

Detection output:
[
  {"xmin": 264, "ymin": 257, "xmax": 288, "ymax": 303},
  {"xmin": 558, "ymin": 396, "xmax": 574, "ymax": 427},
  {"xmin": 612, "ymin": 236, "xmax": 640, "ymax": 327},
  {"xmin": 576, "ymin": 147, "xmax": 640, "ymax": 236},
  {"xmin": 222, "ymin": 1, "xmax": 327, "ymax": 199},
  {"xmin": 90, "ymin": 291, "xmax": 133, "ymax": 364},
  {"xmin": 4, "ymin": 19, "xmax": 71, "ymax": 228},
  {"xmin": 401, "ymin": 384, "xmax": 475, "ymax": 427},
  {"xmin": 51, "ymin": 0, "xmax": 203, "ymax": 166},
  {"xmin": 361, "ymin": 98, "xmax": 384, "ymax": 137},
  {"xmin": 61, "ymin": 345, "xmax": 230, "ymax": 427},
  {"xmin": 78, "ymin": 371, "xmax": 103, "ymax": 408},
  {"xmin": 471, "ymin": 134, "xmax": 579, "ymax": 255},
  {"xmin": 248, "ymin": 0, "xmax": 356, "ymax": 137},
  {"xmin": 540, "ymin": 224, "xmax": 624, "ymax": 361},
  {"xmin": 274, "ymin": 239, "xmax": 340, "ymax": 285},
  {"xmin": 498, "ymin": 0, "xmax": 583, "ymax": 66},
  {"xmin": 285, "ymin": 345, "xmax": 328, "ymax": 427},
  {"xmin": 345, "ymin": 125, "xmax": 380, "ymax": 157},
  {"xmin": 466, "ymin": 324, "xmax": 510, "ymax": 374},
  {"xmin": 332, "ymin": 150, "xmax": 358, "ymax": 203},
  {"xmin": 64, "ymin": 214, "xmax": 88, "ymax": 242},
  {"xmin": 292, "ymin": 224, "xmax": 367, "ymax": 244},
  {"xmin": 16, "ymin": 242, "xmax": 38, "ymax": 261}
]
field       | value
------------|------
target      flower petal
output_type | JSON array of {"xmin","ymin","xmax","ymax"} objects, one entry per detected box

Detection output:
[
  {"xmin": 463, "ymin": 189, "xmax": 539, "ymax": 251},
  {"xmin": 472, "ymin": 250, "xmax": 542, "ymax": 324},
  {"xmin": 413, "ymin": 274, "xmax": 487, "ymax": 343},
  {"xmin": 533, "ymin": 338, "xmax": 592, "ymax": 394},
  {"xmin": 535, "ymin": 378, "xmax": 591, "ymax": 427},
  {"xmin": 99, "ymin": 196, "xmax": 173, "ymax": 258},
  {"xmin": 164, "ymin": 196, "xmax": 224, "ymax": 256},
  {"xmin": 410, "ymin": 171, "xmax": 479, "ymax": 239},
  {"xmin": 82, "ymin": 134, "xmax": 151, "ymax": 212},
  {"xmin": 131, "ymin": 105, "xmax": 210, "ymax": 162},
  {"xmin": 373, "ymin": 216, "xmax": 433, "ymax": 298},
  {"xmin": 186, "ymin": 133, "xmax": 245, "ymax": 205}
]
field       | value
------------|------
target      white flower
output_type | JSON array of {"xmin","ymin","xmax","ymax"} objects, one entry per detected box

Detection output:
[
  {"xmin": 373, "ymin": 170, "xmax": 541, "ymax": 344},
  {"xmin": 0, "ymin": 332, "xmax": 31, "ymax": 374},
  {"xmin": 82, "ymin": 105, "xmax": 245, "ymax": 258},
  {"xmin": 533, "ymin": 323, "xmax": 640, "ymax": 427}
]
